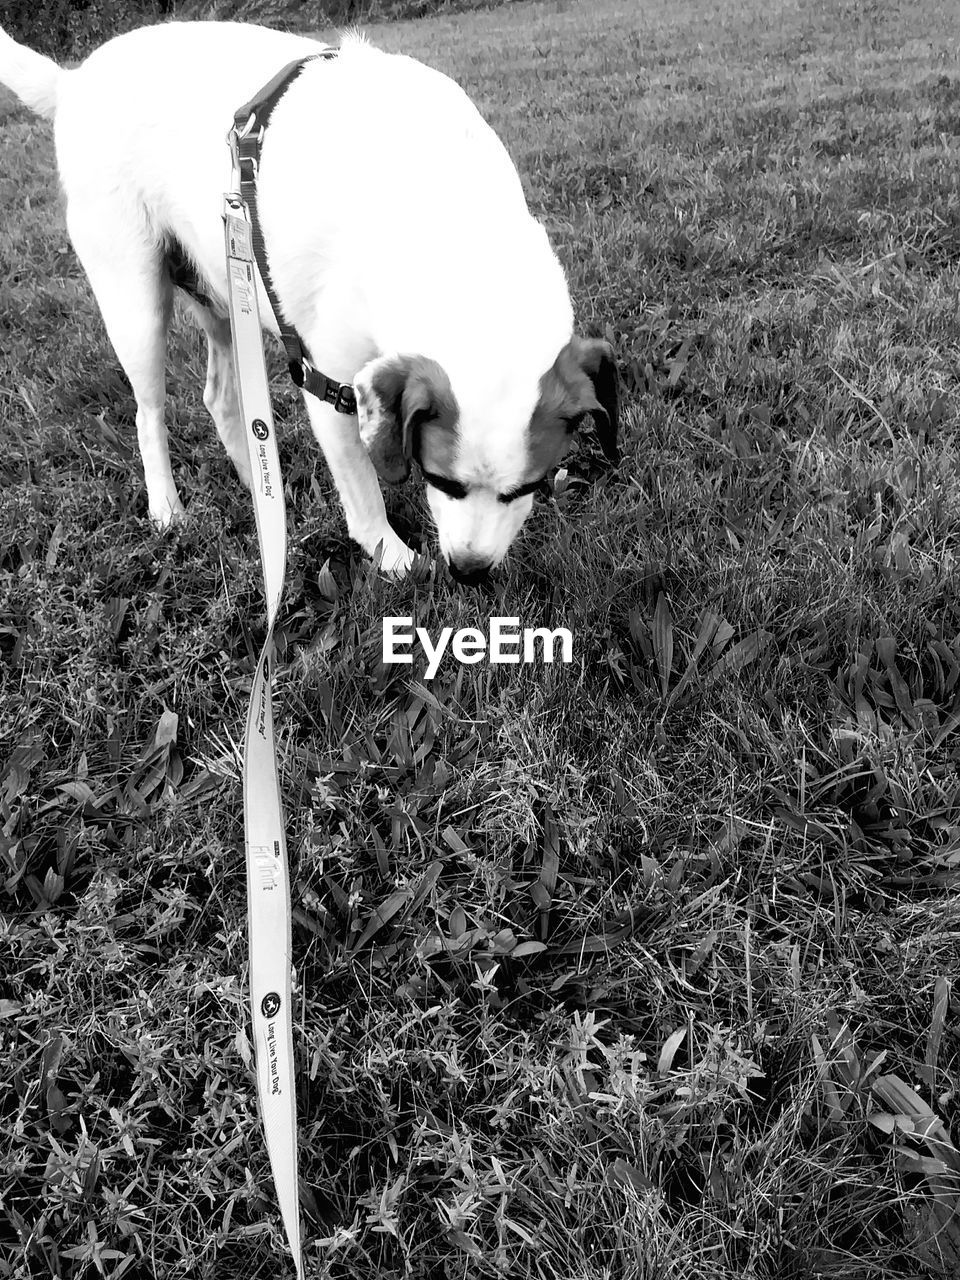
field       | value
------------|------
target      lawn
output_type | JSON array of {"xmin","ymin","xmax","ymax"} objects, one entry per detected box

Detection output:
[{"xmin": 3, "ymin": 0, "xmax": 960, "ymax": 1276}]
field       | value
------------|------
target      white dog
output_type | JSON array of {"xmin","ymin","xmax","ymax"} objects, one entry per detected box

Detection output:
[{"xmin": 0, "ymin": 21, "xmax": 618, "ymax": 582}]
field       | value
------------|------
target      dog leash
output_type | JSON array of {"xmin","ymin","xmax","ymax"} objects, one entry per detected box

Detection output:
[
  {"xmin": 223, "ymin": 186, "xmax": 304, "ymax": 1277},
  {"xmin": 221, "ymin": 52, "xmax": 346, "ymax": 1279}
]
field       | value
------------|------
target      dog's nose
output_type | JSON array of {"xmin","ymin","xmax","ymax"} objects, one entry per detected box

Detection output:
[{"xmin": 448, "ymin": 555, "xmax": 493, "ymax": 586}]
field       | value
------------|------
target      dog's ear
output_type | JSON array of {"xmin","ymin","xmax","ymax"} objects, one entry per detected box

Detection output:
[
  {"xmin": 533, "ymin": 337, "xmax": 621, "ymax": 464},
  {"xmin": 570, "ymin": 337, "xmax": 620, "ymax": 461},
  {"xmin": 576, "ymin": 337, "xmax": 619, "ymax": 463},
  {"xmin": 354, "ymin": 354, "xmax": 457, "ymax": 484}
]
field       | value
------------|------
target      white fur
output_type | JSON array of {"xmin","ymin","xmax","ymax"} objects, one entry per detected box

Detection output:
[{"xmin": 0, "ymin": 21, "xmax": 576, "ymax": 573}]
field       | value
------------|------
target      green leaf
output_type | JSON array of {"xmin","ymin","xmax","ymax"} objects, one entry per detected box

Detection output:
[
  {"xmin": 711, "ymin": 629, "xmax": 773, "ymax": 677},
  {"xmin": 657, "ymin": 1026, "xmax": 687, "ymax": 1075},
  {"xmin": 554, "ymin": 918, "xmax": 637, "ymax": 955},
  {"xmin": 925, "ymin": 976, "xmax": 951, "ymax": 1084},
  {"xmin": 511, "ymin": 940, "xmax": 547, "ymax": 958},
  {"xmin": 653, "ymin": 593, "xmax": 673, "ymax": 697},
  {"xmin": 56, "ymin": 780, "xmax": 98, "ymax": 805},
  {"xmin": 608, "ymin": 1158, "xmax": 653, "ymax": 1192},
  {"xmin": 667, "ymin": 608, "xmax": 720, "ymax": 707},
  {"xmin": 350, "ymin": 886, "xmax": 413, "ymax": 952},
  {"xmin": 872, "ymin": 1074, "xmax": 952, "ymax": 1146},
  {"xmin": 0, "ymin": 739, "xmax": 44, "ymax": 805},
  {"xmin": 154, "ymin": 709, "xmax": 179, "ymax": 749}
]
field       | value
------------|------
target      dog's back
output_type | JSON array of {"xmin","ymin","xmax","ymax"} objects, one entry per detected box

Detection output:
[
  {"xmin": 0, "ymin": 22, "xmax": 331, "ymax": 284},
  {"xmin": 53, "ymin": 24, "xmax": 326, "ymax": 236},
  {"xmin": 0, "ymin": 21, "xmax": 323, "ymax": 144},
  {"xmin": 4, "ymin": 22, "xmax": 556, "ymax": 338}
]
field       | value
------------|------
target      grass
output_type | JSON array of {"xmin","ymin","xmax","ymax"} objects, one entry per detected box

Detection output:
[{"xmin": 3, "ymin": 0, "xmax": 960, "ymax": 1275}]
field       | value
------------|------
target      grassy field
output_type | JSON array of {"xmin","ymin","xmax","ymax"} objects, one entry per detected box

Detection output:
[{"xmin": 3, "ymin": 0, "xmax": 960, "ymax": 1275}]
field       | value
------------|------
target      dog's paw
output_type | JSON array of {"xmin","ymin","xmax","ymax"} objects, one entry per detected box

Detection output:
[
  {"xmin": 371, "ymin": 533, "xmax": 422, "ymax": 579},
  {"xmin": 149, "ymin": 495, "xmax": 187, "ymax": 530}
]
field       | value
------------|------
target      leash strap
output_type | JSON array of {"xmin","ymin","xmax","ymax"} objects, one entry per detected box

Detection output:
[
  {"xmin": 221, "ymin": 51, "xmax": 360, "ymax": 1271},
  {"xmin": 232, "ymin": 51, "xmax": 357, "ymax": 415},
  {"xmin": 224, "ymin": 193, "xmax": 303, "ymax": 1279}
]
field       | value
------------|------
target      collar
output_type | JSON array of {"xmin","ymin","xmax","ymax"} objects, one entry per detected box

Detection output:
[{"xmin": 228, "ymin": 50, "xmax": 357, "ymax": 416}]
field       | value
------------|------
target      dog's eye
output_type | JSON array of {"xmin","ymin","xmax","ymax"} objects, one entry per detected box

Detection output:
[
  {"xmin": 422, "ymin": 469, "xmax": 468, "ymax": 500},
  {"xmin": 498, "ymin": 476, "xmax": 548, "ymax": 504}
]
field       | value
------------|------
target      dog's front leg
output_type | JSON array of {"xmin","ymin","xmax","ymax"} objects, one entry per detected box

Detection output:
[{"xmin": 302, "ymin": 395, "xmax": 417, "ymax": 576}]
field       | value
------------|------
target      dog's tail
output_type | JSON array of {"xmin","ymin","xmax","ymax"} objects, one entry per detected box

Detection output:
[{"xmin": 0, "ymin": 28, "xmax": 62, "ymax": 121}]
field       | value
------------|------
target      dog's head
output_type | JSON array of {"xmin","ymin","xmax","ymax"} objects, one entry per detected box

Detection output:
[{"xmin": 355, "ymin": 337, "xmax": 619, "ymax": 583}]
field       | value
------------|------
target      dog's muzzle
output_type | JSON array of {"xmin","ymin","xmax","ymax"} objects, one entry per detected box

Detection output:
[{"xmin": 448, "ymin": 555, "xmax": 493, "ymax": 587}]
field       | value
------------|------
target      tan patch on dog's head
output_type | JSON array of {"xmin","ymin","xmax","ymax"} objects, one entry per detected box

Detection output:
[
  {"xmin": 355, "ymin": 354, "xmax": 459, "ymax": 484},
  {"xmin": 528, "ymin": 336, "xmax": 620, "ymax": 473}
]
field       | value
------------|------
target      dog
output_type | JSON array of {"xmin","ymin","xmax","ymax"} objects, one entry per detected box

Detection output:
[{"xmin": 0, "ymin": 21, "xmax": 619, "ymax": 583}]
